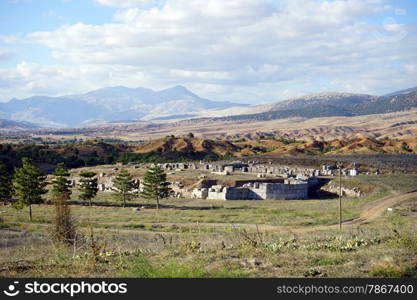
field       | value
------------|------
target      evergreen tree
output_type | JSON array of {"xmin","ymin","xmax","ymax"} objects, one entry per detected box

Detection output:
[
  {"xmin": 52, "ymin": 163, "xmax": 72, "ymax": 199},
  {"xmin": 78, "ymin": 171, "xmax": 98, "ymax": 206},
  {"xmin": 0, "ymin": 163, "xmax": 12, "ymax": 205},
  {"xmin": 12, "ymin": 158, "xmax": 47, "ymax": 221},
  {"xmin": 51, "ymin": 163, "xmax": 76, "ymax": 245},
  {"xmin": 112, "ymin": 168, "xmax": 137, "ymax": 207},
  {"xmin": 141, "ymin": 166, "xmax": 170, "ymax": 209}
]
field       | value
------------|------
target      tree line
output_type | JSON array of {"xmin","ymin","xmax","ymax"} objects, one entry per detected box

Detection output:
[
  {"xmin": 0, "ymin": 159, "xmax": 171, "ymax": 223},
  {"xmin": 0, "ymin": 142, "xmax": 233, "ymax": 171}
]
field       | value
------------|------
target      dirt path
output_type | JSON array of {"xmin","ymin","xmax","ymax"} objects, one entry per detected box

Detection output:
[
  {"xmin": 139, "ymin": 189, "xmax": 417, "ymax": 233},
  {"xmin": 342, "ymin": 190, "xmax": 417, "ymax": 225}
]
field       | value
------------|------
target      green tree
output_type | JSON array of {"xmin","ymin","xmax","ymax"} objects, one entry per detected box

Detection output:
[
  {"xmin": 0, "ymin": 163, "xmax": 12, "ymax": 205},
  {"xmin": 112, "ymin": 168, "xmax": 137, "ymax": 207},
  {"xmin": 187, "ymin": 132, "xmax": 195, "ymax": 138},
  {"xmin": 51, "ymin": 163, "xmax": 76, "ymax": 245},
  {"xmin": 141, "ymin": 166, "xmax": 170, "ymax": 209},
  {"xmin": 78, "ymin": 171, "xmax": 98, "ymax": 206},
  {"xmin": 12, "ymin": 158, "xmax": 47, "ymax": 221},
  {"xmin": 52, "ymin": 163, "xmax": 72, "ymax": 199}
]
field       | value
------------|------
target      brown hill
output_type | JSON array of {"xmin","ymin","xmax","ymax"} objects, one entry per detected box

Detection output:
[
  {"xmin": 233, "ymin": 137, "xmax": 417, "ymax": 156},
  {"xmin": 133, "ymin": 137, "xmax": 240, "ymax": 158},
  {"xmin": 40, "ymin": 108, "xmax": 417, "ymax": 142},
  {"xmin": 1, "ymin": 137, "xmax": 416, "ymax": 174}
]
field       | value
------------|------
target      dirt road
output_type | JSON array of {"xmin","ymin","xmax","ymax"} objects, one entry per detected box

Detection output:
[
  {"xmin": 342, "ymin": 190, "xmax": 417, "ymax": 225},
  {"xmin": 140, "ymin": 189, "xmax": 417, "ymax": 233}
]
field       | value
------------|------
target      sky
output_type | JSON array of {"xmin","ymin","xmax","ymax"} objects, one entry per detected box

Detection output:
[{"xmin": 0, "ymin": 0, "xmax": 416, "ymax": 104}]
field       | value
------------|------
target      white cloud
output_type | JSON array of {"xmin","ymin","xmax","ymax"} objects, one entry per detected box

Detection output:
[
  {"xmin": 0, "ymin": 48, "xmax": 15, "ymax": 61},
  {"xmin": 1, "ymin": 0, "xmax": 416, "ymax": 102},
  {"xmin": 95, "ymin": 0, "xmax": 158, "ymax": 8},
  {"xmin": 0, "ymin": 34, "xmax": 20, "ymax": 44}
]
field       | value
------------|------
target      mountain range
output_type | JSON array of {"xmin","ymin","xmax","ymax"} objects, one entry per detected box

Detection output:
[
  {"xmin": 0, "ymin": 86, "xmax": 246, "ymax": 127},
  {"xmin": 0, "ymin": 85, "xmax": 416, "ymax": 129},
  {"xmin": 213, "ymin": 90, "xmax": 417, "ymax": 122}
]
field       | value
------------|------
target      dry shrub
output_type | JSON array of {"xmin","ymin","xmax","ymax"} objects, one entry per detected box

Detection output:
[{"xmin": 51, "ymin": 196, "xmax": 76, "ymax": 246}]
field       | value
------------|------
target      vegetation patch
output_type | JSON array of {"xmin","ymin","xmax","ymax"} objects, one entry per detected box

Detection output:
[
  {"xmin": 305, "ymin": 236, "xmax": 382, "ymax": 252},
  {"xmin": 370, "ymin": 263, "xmax": 417, "ymax": 278},
  {"xmin": 310, "ymin": 256, "xmax": 348, "ymax": 266},
  {"xmin": 121, "ymin": 254, "xmax": 248, "ymax": 278}
]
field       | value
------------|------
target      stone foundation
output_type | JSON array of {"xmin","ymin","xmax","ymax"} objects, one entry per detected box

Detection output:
[{"xmin": 204, "ymin": 181, "xmax": 308, "ymax": 200}]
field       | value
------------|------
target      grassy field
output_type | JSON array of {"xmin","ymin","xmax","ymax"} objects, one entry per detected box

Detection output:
[{"xmin": 0, "ymin": 174, "xmax": 416, "ymax": 278}]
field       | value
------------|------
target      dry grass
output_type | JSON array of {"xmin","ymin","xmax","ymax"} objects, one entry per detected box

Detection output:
[{"xmin": 0, "ymin": 174, "xmax": 416, "ymax": 278}]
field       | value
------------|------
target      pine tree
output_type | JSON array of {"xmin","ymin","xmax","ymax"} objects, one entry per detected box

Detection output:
[
  {"xmin": 112, "ymin": 168, "xmax": 137, "ymax": 207},
  {"xmin": 141, "ymin": 165, "xmax": 170, "ymax": 209},
  {"xmin": 0, "ymin": 163, "xmax": 12, "ymax": 205},
  {"xmin": 51, "ymin": 163, "xmax": 76, "ymax": 245},
  {"xmin": 52, "ymin": 163, "xmax": 72, "ymax": 199},
  {"xmin": 12, "ymin": 158, "xmax": 47, "ymax": 221},
  {"xmin": 78, "ymin": 171, "xmax": 98, "ymax": 206}
]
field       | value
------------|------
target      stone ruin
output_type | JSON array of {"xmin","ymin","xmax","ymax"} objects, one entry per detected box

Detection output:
[
  {"xmin": 322, "ymin": 184, "xmax": 362, "ymax": 198},
  {"xmin": 66, "ymin": 158, "xmax": 371, "ymax": 201},
  {"xmin": 192, "ymin": 179, "xmax": 309, "ymax": 201}
]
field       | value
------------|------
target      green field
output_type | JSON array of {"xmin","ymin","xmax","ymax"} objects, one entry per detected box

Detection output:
[{"xmin": 0, "ymin": 174, "xmax": 416, "ymax": 278}]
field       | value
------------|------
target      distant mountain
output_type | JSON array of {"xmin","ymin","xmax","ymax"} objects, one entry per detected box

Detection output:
[
  {"xmin": 247, "ymin": 92, "xmax": 376, "ymax": 114},
  {"xmin": 384, "ymin": 86, "xmax": 417, "ymax": 97},
  {"xmin": 0, "ymin": 86, "xmax": 247, "ymax": 127},
  {"xmin": 0, "ymin": 119, "xmax": 38, "ymax": 130},
  {"xmin": 2, "ymin": 85, "xmax": 417, "ymax": 130},
  {"xmin": 211, "ymin": 91, "xmax": 417, "ymax": 122},
  {"xmin": 66, "ymin": 85, "xmax": 246, "ymax": 121},
  {"xmin": 0, "ymin": 96, "xmax": 110, "ymax": 127}
]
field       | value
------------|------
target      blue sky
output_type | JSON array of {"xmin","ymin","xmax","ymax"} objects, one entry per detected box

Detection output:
[
  {"xmin": 0, "ymin": 0, "xmax": 416, "ymax": 103},
  {"xmin": 0, "ymin": 0, "xmax": 115, "ymax": 66}
]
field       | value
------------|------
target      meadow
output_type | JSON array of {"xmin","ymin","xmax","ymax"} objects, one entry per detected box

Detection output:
[{"xmin": 0, "ymin": 174, "xmax": 416, "ymax": 278}]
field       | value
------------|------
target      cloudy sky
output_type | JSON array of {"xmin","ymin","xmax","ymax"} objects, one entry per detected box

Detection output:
[{"xmin": 0, "ymin": 0, "xmax": 416, "ymax": 103}]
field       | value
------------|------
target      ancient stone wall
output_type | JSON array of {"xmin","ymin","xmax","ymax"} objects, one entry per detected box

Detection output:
[{"xmin": 204, "ymin": 181, "xmax": 309, "ymax": 200}]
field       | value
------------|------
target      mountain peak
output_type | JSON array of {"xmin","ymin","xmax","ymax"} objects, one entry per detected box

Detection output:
[
  {"xmin": 0, "ymin": 85, "xmax": 245, "ymax": 127},
  {"xmin": 161, "ymin": 85, "xmax": 192, "ymax": 94},
  {"xmin": 169, "ymin": 85, "xmax": 188, "ymax": 91}
]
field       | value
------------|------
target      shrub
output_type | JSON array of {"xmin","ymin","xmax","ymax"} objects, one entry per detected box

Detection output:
[{"xmin": 370, "ymin": 264, "xmax": 417, "ymax": 278}]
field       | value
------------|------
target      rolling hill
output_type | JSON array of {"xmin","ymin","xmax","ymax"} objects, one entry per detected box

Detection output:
[{"xmin": 131, "ymin": 136, "xmax": 417, "ymax": 158}]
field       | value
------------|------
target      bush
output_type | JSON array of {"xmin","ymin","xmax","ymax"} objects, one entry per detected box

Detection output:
[
  {"xmin": 0, "ymin": 216, "xmax": 8, "ymax": 229},
  {"xmin": 52, "ymin": 197, "xmax": 76, "ymax": 245},
  {"xmin": 370, "ymin": 264, "xmax": 417, "ymax": 278}
]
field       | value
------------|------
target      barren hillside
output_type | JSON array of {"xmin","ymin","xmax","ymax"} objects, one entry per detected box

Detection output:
[{"xmin": 45, "ymin": 109, "xmax": 417, "ymax": 142}]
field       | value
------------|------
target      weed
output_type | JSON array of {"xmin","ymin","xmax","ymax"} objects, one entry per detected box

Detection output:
[
  {"xmin": 264, "ymin": 238, "xmax": 299, "ymax": 253},
  {"xmin": 303, "ymin": 268, "xmax": 326, "ymax": 277},
  {"xmin": 306, "ymin": 236, "xmax": 381, "ymax": 252},
  {"xmin": 370, "ymin": 264, "xmax": 417, "ymax": 278},
  {"xmin": 121, "ymin": 254, "xmax": 248, "ymax": 278},
  {"xmin": 310, "ymin": 256, "xmax": 348, "ymax": 266}
]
